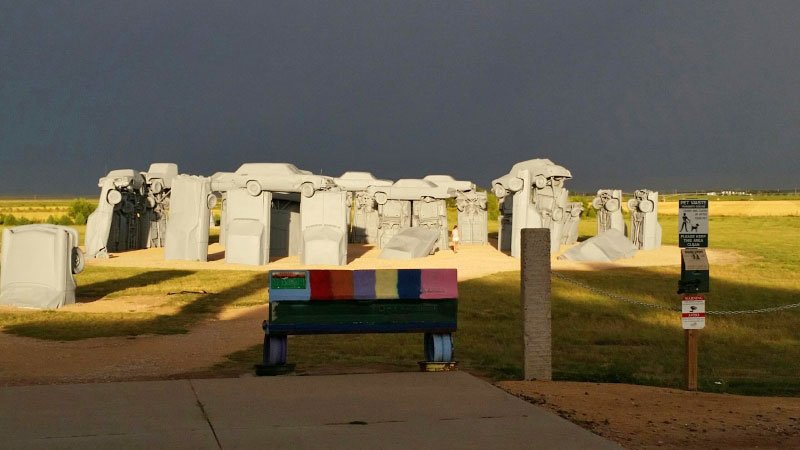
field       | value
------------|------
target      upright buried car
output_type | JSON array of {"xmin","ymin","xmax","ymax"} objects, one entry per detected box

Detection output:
[{"xmin": 84, "ymin": 169, "xmax": 149, "ymax": 257}]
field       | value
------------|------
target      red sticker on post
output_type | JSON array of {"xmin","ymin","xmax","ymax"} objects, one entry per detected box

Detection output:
[{"xmin": 681, "ymin": 294, "xmax": 706, "ymax": 329}]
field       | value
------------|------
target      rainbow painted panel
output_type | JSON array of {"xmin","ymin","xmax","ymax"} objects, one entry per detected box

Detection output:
[
  {"xmin": 420, "ymin": 269, "xmax": 458, "ymax": 299},
  {"xmin": 374, "ymin": 270, "xmax": 399, "ymax": 299},
  {"xmin": 353, "ymin": 270, "xmax": 376, "ymax": 299},
  {"xmin": 397, "ymin": 269, "xmax": 422, "ymax": 299},
  {"xmin": 269, "ymin": 269, "xmax": 457, "ymax": 302},
  {"xmin": 308, "ymin": 270, "xmax": 353, "ymax": 300}
]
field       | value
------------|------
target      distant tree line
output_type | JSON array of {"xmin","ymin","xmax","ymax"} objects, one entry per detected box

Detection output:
[{"xmin": 0, "ymin": 199, "xmax": 96, "ymax": 226}]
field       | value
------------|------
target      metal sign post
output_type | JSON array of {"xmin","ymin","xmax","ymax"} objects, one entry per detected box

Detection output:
[{"xmin": 678, "ymin": 200, "xmax": 709, "ymax": 391}]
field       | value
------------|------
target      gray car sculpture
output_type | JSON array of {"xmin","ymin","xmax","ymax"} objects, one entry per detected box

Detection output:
[
  {"xmin": 492, "ymin": 158, "xmax": 572, "ymax": 256},
  {"xmin": 85, "ymin": 169, "xmax": 149, "ymax": 258},
  {"xmin": 369, "ymin": 179, "xmax": 456, "ymax": 256},
  {"xmin": 232, "ymin": 163, "xmax": 335, "ymax": 198},
  {"xmin": 333, "ymin": 171, "xmax": 393, "ymax": 244},
  {"xmin": 164, "ymin": 175, "xmax": 216, "ymax": 262},
  {"xmin": 0, "ymin": 224, "xmax": 84, "ymax": 309},
  {"xmin": 142, "ymin": 163, "xmax": 179, "ymax": 248},
  {"xmin": 367, "ymin": 179, "xmax": 456, "ymax": 205},
  {"xmin": 424, "ymin": 175, "xmax": 488, "ymax": 245},
  {"xmin": 216, "ymin": 163, "xmax": 338, "ymax": 265},
  {"xmin": 560, "ymin": 202, "xmax": 584, "ymax": 245},
  {"xmin": 628, "ymin": 189, "xmax": 662, "ymax": 250},
  {"xmin": 592, "ymin": 189, "xmax": 625, "ymax": 235},
  {"xmin": 300, "ymin": 188, "xmax": 349, "ymax": 265}
]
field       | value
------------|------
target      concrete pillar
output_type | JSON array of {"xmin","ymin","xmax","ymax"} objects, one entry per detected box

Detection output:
[{"xmin": 521, "ymin": 228, "xmax": 552, "ymax": 380}]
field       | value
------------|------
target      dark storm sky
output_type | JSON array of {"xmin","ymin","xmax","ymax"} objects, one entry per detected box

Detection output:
[{"xmin": 1, "ymin": 1, "xmax": 799, "ymax": 196}]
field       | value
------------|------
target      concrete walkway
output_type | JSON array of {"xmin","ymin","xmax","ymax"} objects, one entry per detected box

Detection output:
[{"xmin": 1, "ymin": 372, "xmax": 621, "ymax": 449}]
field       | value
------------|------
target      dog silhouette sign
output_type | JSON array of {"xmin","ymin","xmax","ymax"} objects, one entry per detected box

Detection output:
[{"xmin": 678, "ymin": 200, "xmax": 708, "ymax": 248}]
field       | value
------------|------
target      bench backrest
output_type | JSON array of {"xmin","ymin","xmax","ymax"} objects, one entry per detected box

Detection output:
[{"xmin": 269, "ymin": 269, "xmax": 458, "ymax": 302}]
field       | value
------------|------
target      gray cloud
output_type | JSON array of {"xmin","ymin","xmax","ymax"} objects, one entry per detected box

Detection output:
[{"xmin": 1, "ymin": 1, "xmax": 798, "ymax": 195}]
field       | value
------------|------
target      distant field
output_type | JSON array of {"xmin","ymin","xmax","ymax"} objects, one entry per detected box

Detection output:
[
  {"xmin": 0, "ymin": 198, "xmax": 78, "ymax": 208},
  {"xmin": 658, "ymin": 200, "xmax": 800, "ymax": 216},
  {"xmin": 0, "ymin": 198, "xmax": 94, "ymax": 221}
]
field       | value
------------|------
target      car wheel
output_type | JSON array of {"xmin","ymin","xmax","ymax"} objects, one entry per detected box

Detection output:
[
  {"xmin": 533, "ymin": 175, "xmax": 547, "ymax": 189},
  {"xmin": 106, "ymin": 190, "xmax": 122, "ymax": 205},
  {"xmin": 374, "ymin": 191, "xmax": 388, "ymax": 205},
  {"xmin": 246, "ymin": 180, "xmax": 262, "ymax": 196},
  {"xmin": 150, "ymin": 180, "xmax": 163, "ymax": 194},
  {"xmin": 508, "ymin": 177, "xmax": 524, "ymax": 192},
  {"xmin": 604, "ymin": 198, "xmax": 620, "ymax": 212},
  {"xmin": 492, "ymin": 183, "xmax": 507, "ymax": 198},
  {"xmin": 206, "ymin": 193, "xmax": 218, "ymax": 209},
  {"xmin": 71, "ymin": 247, "xmax": 85, "ymax": 274},
  {"xmin": 300, "ymin": 182, "xmax": 315, "ymax": 198}
]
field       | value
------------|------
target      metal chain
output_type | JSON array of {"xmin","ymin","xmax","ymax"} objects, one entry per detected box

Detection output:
[
  {"xmin": 551, "ymin": 271, "xmax": 678, "ymax": 312},
  {"xmin": 706, "ymin": 303, "xmax": 800, "ymax": 315},
  {"xmin": 552, "ymin": 271, "xmax": 800, "ymax": 315}
]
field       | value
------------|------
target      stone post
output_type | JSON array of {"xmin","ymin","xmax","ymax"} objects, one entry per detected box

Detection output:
[{"xmin": 521, "ymin": 228, "xmax": 552, "ymax": 380}]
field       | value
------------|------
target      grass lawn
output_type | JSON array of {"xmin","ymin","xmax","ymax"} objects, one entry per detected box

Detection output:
[
  {"xmin": 0, "ymin": 197, "xmax": 798, "ymax": 396},
  {"xmin": 220, "ymin": 214, "xmax": 800, "ymax": 396}
]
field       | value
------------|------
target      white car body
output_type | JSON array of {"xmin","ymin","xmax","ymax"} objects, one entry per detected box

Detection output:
[
  {"xmin": 100, "ymin": 169, "xmax": 145, "ymax": 191},
  {"xmin": 333, "ymin": 171, "xmax": 393, "ymax": 191},
  {"xmin": 367, "ymin": 179, "xmax": 456, "ymax": 204},
  {"xmin": 422, "ymin": 175, "xmax": 475, "ymax": 192},
  {"xmin": 210, "ymin": 172, "xmax": 237, "ymax": 192},
  {"xmin": 231, "ymin": 163, "xmax": 336, "ymax": 197},
  {"xmin": 491, "ymin": 158, "xmax": 572, "ymax": 198},
  {"xmin": 142, "ymin": 163, "xmax": 179, "ymax": 193}
]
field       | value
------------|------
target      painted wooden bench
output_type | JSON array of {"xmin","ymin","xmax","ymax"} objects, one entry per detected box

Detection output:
[{"xmin": 257, "ymin": 269, "xmax": 458, "ymax": 374}]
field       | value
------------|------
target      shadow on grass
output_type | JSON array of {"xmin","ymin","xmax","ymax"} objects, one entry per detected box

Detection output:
[
  {"xmin": 448, "ymin": 267, "xmax": 800, "ymax": 396},
  {"xmin": 77, "ymin": 269, "xmax": 195, "ymax": 302},
  {"xmin": 3, "ymin": 272, "xmax": 268, "ymax": 341}
]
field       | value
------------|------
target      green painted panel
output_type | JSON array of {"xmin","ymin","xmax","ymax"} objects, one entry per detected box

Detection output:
[
  {"xmin": 269, "ymin": 299, "xmax": 457, "ymax": 327},
  {"xmin": 271, "ymin": 272, "xmax": 307, "ymax": 289}
]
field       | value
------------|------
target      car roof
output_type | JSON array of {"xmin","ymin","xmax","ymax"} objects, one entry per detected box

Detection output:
[{"xmin": 235, "ymin": 163, "xmax": 302, "ymax": 175}]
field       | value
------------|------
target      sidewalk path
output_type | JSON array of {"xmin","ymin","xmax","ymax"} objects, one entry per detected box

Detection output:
[{"xmin": 2, "ymin": 372, "xmax": 621, "ymax": 449}]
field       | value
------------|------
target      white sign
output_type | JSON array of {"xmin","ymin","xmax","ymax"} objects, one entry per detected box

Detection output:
[
  {"xmin": 679, "ymin": 200, "xmax": 708, "ymax": 248},
  {"xmin": 682, "ymin": 294, "xmax": 706, "ymax": 329}
]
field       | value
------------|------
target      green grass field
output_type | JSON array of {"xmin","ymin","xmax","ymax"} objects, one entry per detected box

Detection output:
[{"xmin": 0, "ymin": 198, "xmax": 798, "ymax": 396}]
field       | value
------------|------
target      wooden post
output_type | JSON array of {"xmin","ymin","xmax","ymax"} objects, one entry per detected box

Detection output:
[
  {"xmin": 685, "ymin": 329, "xmax": 699, "ymax": 391},
  {"xmin": 521, "ymin": 228, "xmax": 552, "ymax": 381}
]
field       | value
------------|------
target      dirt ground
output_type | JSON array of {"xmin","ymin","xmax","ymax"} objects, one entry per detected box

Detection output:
[
  {"xmin": 500, "ymin": 381, "xmax": 800, "ymax": 450},
  {"xmin": 1, "ymin": 243, "xmax": 797, "ymax": 449}
]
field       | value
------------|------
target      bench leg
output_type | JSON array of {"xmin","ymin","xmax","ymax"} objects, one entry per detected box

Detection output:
[
  {"xmin": 263, "ymin": 334, "xmax": 288, "ymax": 366},
  {"xmin": 440, "ymin": 333, "xmax": 453, "ymax": 362},
  {"xmin": 424, "ymin": 333, "xmax": 454, "ymax": 362}
]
